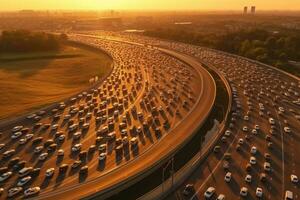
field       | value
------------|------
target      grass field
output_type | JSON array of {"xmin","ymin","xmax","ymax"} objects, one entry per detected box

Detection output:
[{"xmin": 0, "ymin": 44, "xmax": 112, "ymax": 120}]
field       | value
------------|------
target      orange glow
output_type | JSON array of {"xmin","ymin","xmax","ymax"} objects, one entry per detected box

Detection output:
[{"xmin": 1, "ymin": 0, "xmax": 300, "ymax": 10}]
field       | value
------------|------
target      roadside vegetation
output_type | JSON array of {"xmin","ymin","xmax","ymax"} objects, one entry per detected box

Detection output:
[
  {"xmin": 0, "ymin": 30, "xmax": 112, "ymax": 120},
  {"xmin": 144, "ymin": 28, "xmax": 300, "ymax": 76},
  {"xmin": 0, "ymin": 30, "xmax": 67, "ymax": 53}
]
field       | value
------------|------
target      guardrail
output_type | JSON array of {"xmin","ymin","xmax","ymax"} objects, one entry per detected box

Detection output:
[{"xmin": 138, "ymin": 55, "xmax": 233, "ymax": 200}]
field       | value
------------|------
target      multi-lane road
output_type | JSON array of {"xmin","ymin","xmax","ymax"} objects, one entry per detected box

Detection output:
[{"xmin": 0, "ymin": 33, "xmax": 216, "ymax": 199}]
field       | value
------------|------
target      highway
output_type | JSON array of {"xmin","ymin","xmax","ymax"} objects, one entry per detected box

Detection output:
[
  {"xmin": 85, "ymin": 32, "xmax": 299, "ymax": 199},
  {"xmin": 0, "ymin": 34, "xmax": 216, "ymax": 199},
  {"xmin": 159, "ymin": 43, "xmax": 300, "ymax": 200}
]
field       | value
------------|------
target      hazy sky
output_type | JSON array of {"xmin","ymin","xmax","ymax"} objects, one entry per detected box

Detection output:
[{"xmin": 1, "ymin": 0, "xmax": 300, "ymax": 11}]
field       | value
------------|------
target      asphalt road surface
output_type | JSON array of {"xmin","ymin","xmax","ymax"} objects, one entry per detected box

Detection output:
[{"xmin": 0, "ymin": 34, "xmax": 216, "ymax": 199}]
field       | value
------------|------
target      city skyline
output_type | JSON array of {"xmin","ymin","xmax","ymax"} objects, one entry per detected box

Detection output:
[{"xmin": 0, "ymin": 0, "xmax": 300, "ymax": 11}]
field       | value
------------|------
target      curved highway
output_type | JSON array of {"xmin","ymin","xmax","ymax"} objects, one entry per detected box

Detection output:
[{"xmin": 0, "ymin": 34, "xmax": 216, "ymax": 199}]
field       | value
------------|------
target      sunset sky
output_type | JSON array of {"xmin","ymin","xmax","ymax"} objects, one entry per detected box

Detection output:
[{"xmin": 0, "ymin": 0, "xmax": 300, "ymax": 11}]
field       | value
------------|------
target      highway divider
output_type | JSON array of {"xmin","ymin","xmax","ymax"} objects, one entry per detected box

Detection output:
[{"xmin": 138, "ymin": 55, "xmax": 233, "ymax": 200}]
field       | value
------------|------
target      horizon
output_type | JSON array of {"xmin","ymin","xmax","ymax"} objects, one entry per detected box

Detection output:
[{"xmin": 1, "ymin": 0, "xmax": 300, "ymax": 11}]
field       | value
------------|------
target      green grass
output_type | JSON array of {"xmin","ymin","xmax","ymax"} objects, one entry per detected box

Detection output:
[{"xmin": 0, "ymin": 45, "xmax": 112, "ymax": 120}]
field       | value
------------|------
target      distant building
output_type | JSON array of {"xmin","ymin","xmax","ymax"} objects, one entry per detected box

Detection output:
[
  {"xmin": 244, "ymin": 6, "xmax": 248, "ymax": 14},
  {"xmin": 251, "ymin": 6, "xmax": 256, "ymax": 14}
]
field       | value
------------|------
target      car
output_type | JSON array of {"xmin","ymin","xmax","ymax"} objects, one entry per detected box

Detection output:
[
  {"xmin": 79, "ymin": 165, "xmax": 88, "ymax": 174},
  {"xmin": 0, "ymin": 187, "xmax": 3, "ymax": 195},
  {"xmin": 238, "ymin": 138, "xmax": 244, "ymax": 145},
  {"xmin": 217, "ymin": 194, "xmax": 225, "ymax": 200},
  {"xmin": 38, "ymin": 153, "xmax": 48, "ymax": 161},
  {"xmin": 264, "ymin": 162, "xmax": 271, "ymax": 172},
  {"xmin": 59, "ymin": 164, "xmax": 68, "ymax": 173},
  {"xmin": 284, "ymin": 127, "xmax": 291, "ymax": 133},
  {"xmin": 11, "ymin": 131, "xmax": 22, "ymax": 139},
  {"xmin": 19, "ymin": 167, "xmax": 33, "ymax": 177},
  {"xmin": 251, "ymin": 146, "xmax": 257, "ymax": 154},
  {"xmin": 245, "ymin": 174, "xmax": 252, "ymax": 183},
  {"xmin": 225, "ymin": 130, "xmax": 231, "ymax": 136},
  {"xmin": 225, "ymin": 172, "xmax": 231, "ymax": 182},
  {"xmin": 71, "ymin": 160, "xmax": 82, "ymax": 169},
  {"xmin": 285, "ymin": 190, "xmax": 293, "ymax": 200},
  {"xmin": 12, "ymin": 126, "xmax": 23, "ymax": 132},
  {"xmin": 252, "ymin": 129, "xmax": 258, "ymax": 135},
  {"xmin": 254, "ymin": 125, "xmax": 260, "ymax": 130},
  {"xmin": 250, "ymin": 156, "xmax": 256, "ymax": 165},
  {"xmin": 256, "ymin": 187, "xmax": 263, "ymax": 198},
  {"xmin": 291, "ymin": 174, "xmax": 298, "ymax": 183},
  {"xmin": 264, "ymin": 153, "xmax": 271, "ymax": 161},
  {"xmin": 204, "ymin": 187, "xmax": 215, "ymax": 198},
  {"xmin": 182, "ymin": 184, "xmax": 194, "ymax": 196},
  {"xmin": 269, "ymin": 118, "xmax": 275, "ymax": 125},
  {"xmin": 260, "ymin": 173, "xmax": 267, "ymax": 182},
  {"xmin": 98, "ymin": 144, "xmax": 107, "ymax": 152},
  {"xmin": 45, "ymin": 168, "xmax": 55, "ymax": 178},
  {"xmin": 242, "ymin": 126, "xmax": 248, "ymax": 132},
  {"xmin": 99, "ymin": 153, "xmax": 107, "ymax": 161},
  {"xmin": 8, "ymin": 187, "xmax": 23, "ymax": 197},
  {"xmin": 57, "ymin": 149, "xmax": 64, "ymax": 157},
  {"xmin": 72, "ymin": 143, "xmax": 82, "ymax": 152},
  {"xmin": 24, "ymin": 187, "xmax": 40, "ymax": 197},
  {"xmin": 34, "ymin": 146, "xmax": 43, "ymax": 154},
  {"xmin": 240, "ymin": 187, "xmax": 248, "ymax": 197},
  {"xmin": 73, "ymin": 132, "xmax": 82, "ymax": 140},
  {"xmin": 214, "ymin": 146, "xmax": 220, "ymax": 153},
  {"xmin": 0, "ymin": 171, "xmax": 12, "ymax": 182},
  {"xmin": 17, "ymin": 176, "xmax": 31, "ymax": 186}
]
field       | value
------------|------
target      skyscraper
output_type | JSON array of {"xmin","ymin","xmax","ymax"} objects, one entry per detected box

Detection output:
[
  {"xmin": 251, "ymin": 6, "xmax": 256, "ymax": 14},
  {"xmin": 244, "ymin": 6, "xmax": 248, "ymax": 14}
]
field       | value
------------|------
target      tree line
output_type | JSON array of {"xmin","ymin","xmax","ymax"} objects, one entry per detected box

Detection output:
[
  {"xmin": 0, "ymin": 30, "xmax": 68, "ymax": 53},
  {"xmin": 144, "ymin": 28, "xmax": 300, "ymax": 76}
]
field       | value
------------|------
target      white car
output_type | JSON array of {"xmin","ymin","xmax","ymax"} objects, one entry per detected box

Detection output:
[
  {"xmin": 242, "ymin": 126, "xmax": 248, "ymax": 132},
  {"xmin": 264, "ymin": 162, "xmax": 271, "ymax": 172},
  {"xmin": 72, "ymin": 143, "xmax": 82, "ymax": 152},
  {"xmin": 17, "ymin": 176, "xmax": 31, "ymax": 186},
  {"xmin": 34, "ymin": 146, "xmax": 43, "ymax": 154},
  {"xmin": 12, "ymin": 126, "xmax": 23, "ymax": 132},
  {"xmin": 252, "ymin": 129, "xmax": 258, "ymax": 135},
  {"xmin": 24, "ymin": 187, "xmax": 40, "ymax": 197},
  {"xmin": 38, "ymin": 153, "xmax": 48, "ymax": 161},
  {"xmin": 240, "ymin": 187, "xmax": 248, "ymax": 197},
  {"xmin": 57, "ymin": 149, "xmax": 64, "ymax": 156},
  {"xmin": 11, "ymin": 132, "xmax": 22, "ymax": 139},
  {"xmin": 8, "ymin": 187, "xmax": 23, "ymax": 197},
  {"xmin": 45, "ymin": 168, "xmax": 55, "ymax": 177},
  {"xmin": 73, "ymin": 132, "xmax": 82, "ymax": 139},
  {"xmin": 284, "ymin": 127, "xmax": 291, "ymax": 133},
  {"xmin": 250, "ymin": 157, "xmax": 256, "ymax": 165},
  {"xmin": 0, "ymin": 171, "xmax": 12, "ymax": 182},
  {"xmin": 254, "ymin": 125, "xmax": 260, "ymax": 130},
  {"xmin": 256, "ymin": 187, "xmax": 263, "ymax": 197},
  {"xmin": 225, "ymin": 172, "xmax": 231, "ymax": 183},
  {"xmin": 269, "ymin": 118, "xmax": 275, "ymax": 125},
  {"xmin": 204, "ymin": 187, "xmax": 215, "ymax": 198},
  {"xmin": 245, "ymin": 174, "xmax": 252, "ymax": 183},
  {"xmin": 291, "ymin": 174, "xmax": 298, "ymax": 183},
  {"xmin": 217, "ymin": 194, "xmax": 225, "ymax": 200},
  {"xmin": 251, "ymin": 146, "xmax": 257, "ymax": 154},
  {"xmin": 225, "ymin": 130, "xmax": 231, "ymax": 136},
  {"xmin": 99, "ymin": 153, "xmax": 107, "ymax": 161},
  {"xmin": 238, "ymin": 138, "xmax": 244, "ymax": 145}
]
